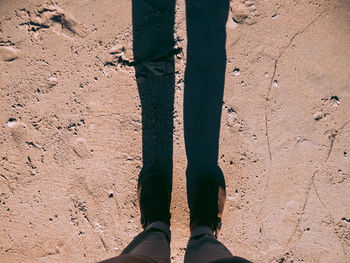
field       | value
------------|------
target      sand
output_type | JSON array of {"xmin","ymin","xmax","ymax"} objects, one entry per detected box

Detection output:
[{"xmin": 0, "ymin": 0, "xmax": 349, "ymax": 262}]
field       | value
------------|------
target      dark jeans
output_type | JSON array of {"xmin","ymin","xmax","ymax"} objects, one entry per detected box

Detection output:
[{"xmin": 99, "ymin": 222, "xmax": 252, "ymax": 263}]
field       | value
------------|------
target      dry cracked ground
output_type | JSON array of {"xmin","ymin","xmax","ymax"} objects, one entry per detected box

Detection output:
[{"xmin": 0, "ymin": 0, "xmax": 349, "ymax": 262}]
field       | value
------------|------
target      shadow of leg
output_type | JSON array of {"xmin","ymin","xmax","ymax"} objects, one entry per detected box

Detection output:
[
  {"xmin": 133, "ymin": 0, "xmax": 176, "ymax": 191},
  {"xmin": 184, "ymin": 0, "xmax": 229, "ymax": 214},
  {"xmin": 183, "ymin": 2, "xmax": 252, "ymax": 262},
  {"xmin": 99, "ymin": 1, "xmax": 176, "ymax": 262}
]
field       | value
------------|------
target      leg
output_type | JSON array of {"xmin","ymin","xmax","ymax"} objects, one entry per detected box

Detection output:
[
  {"xmin": 183, "ymin": 0, "xmax": 229, "ymax": 222},
  {"xmin": 184, "ymin": 226, "xmax": 251, "ymax": 263},
  {"xmin": 99, "ymin": 222, "xmax": 171, "ymax": 263}
]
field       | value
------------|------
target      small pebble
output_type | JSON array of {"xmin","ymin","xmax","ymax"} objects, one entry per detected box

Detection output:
[
  {"xmin": 313, "ymin": 111, "xmax": 323, "ymax": 121},
  {"xmin": 0, "ymin": 46, "xmax": 19, "ymax": 62},
  {"xmin": 109, "ymin": 44, "xmax": 124, "ymax": 54},
  {"xmin": 73, "ymin": 138, "xmax": 91, "ymax": 159}
]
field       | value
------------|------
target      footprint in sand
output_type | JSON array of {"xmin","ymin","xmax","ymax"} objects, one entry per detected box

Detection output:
[
  {"xmin": 7, "ymin": 119, "xmax": 28, "ymax": 149},
  {"xmin": 313, "ymin": 96, "xmax": 341, "ymax": 121},
  {"xmin": 18, "ymin": 3, "xmax": 86, "ymax": 39},
  {"xmin": 229, "ymin": 0, "xmax": 260, "ymax": 25}
]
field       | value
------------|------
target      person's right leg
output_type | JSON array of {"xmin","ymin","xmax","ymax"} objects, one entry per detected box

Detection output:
[{"xmin": 184, "ymin": 226, "xmax": 252, "ymax": 263}]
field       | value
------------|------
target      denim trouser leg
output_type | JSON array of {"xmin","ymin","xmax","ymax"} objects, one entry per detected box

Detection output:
[
  {"xmin": 98, "ymin": 222, "xmax": 171, "ymax": 263},
  {"xmin": 184, "ymin": 226, "xmax": 252, "ymax": 263}
]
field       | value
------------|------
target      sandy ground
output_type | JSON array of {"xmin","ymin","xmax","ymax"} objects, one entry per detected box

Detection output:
[{"xmin": 0, "ymin": 0, "xmax": 349, "ymax": 262}]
